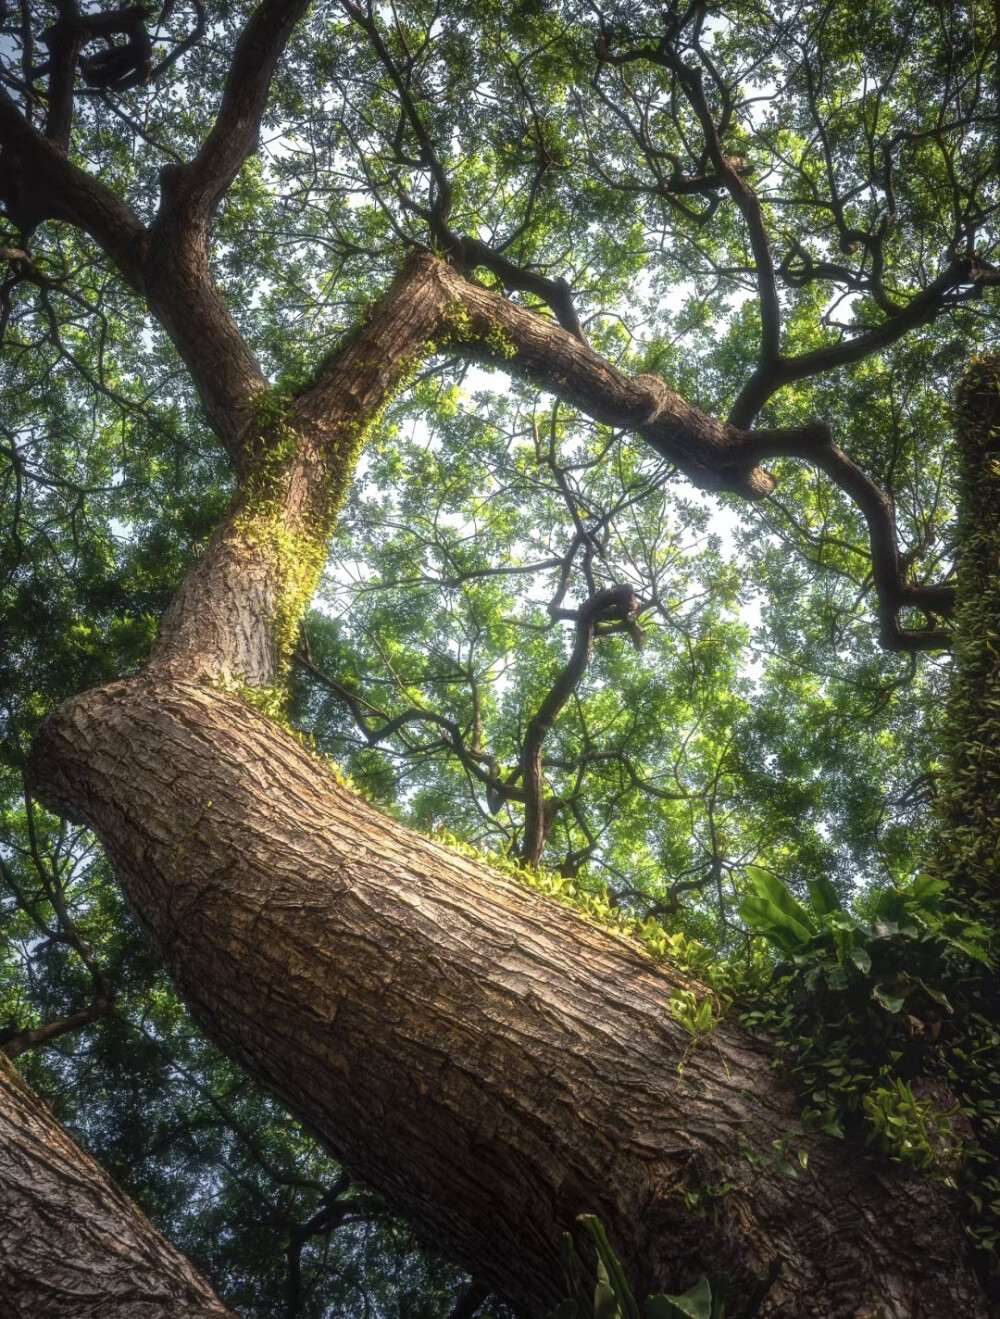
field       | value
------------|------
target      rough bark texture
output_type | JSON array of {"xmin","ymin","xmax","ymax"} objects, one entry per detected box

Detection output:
[
  {"xmin": 0, "ymin": 1051, "xmax": 234, "ymax": 1318},
  {"xmin": 934, "ymin": 359, "xmax": 1000, "ymax": 914},
  {"xmin": 28, "ymin": 672, "xmax": 984, "ymax": 1319}
]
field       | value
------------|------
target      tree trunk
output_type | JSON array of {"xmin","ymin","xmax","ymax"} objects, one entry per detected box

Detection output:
[
  {"xmin": 27, "ymin": 669, "xmax": 983, "ymax": 1318},
  {"xmin": 935, "ymin": 358, "xmax": 1000, "ymax": 916},
  {"xmin": 0, "ymin": 1050, "xmax": 234, "ymax": 1318}
]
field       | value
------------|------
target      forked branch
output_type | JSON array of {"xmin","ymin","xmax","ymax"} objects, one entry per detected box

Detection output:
[
  {"xmin": 156, "ymin": 0, "xmax": 310, "ymax": 236},
  {"xmin": 521, "ymin": 585, "xmax": 641, "ymax": 867},
  {"xmin": 0, "ymin": 0, "xmax": 955, "ymax": 654}
]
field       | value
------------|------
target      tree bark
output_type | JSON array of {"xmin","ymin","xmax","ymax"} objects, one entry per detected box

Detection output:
[
  {"xmin": 27, "ymin": 671, "xmax": 984, "ymax": 1318},
  {"xmin": 0, "ymin": 1051, "xmax": 234, "ymax": 1318},
  {"xmin": 935, "ymin": 358, "xmax": 1000, "ymax": 914}
]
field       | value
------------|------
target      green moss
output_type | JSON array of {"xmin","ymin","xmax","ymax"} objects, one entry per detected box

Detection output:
[
  {"xmin": 232, "ymin": 392, "xmax": 394, "ymax": 675},
  {"xmin": 439, "ymin": 299, "xmax": 518, "ymax": 361}
]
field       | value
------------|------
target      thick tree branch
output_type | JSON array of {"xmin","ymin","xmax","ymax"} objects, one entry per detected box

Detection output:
[
  {"xmin": 451, "ymin": 235, "xmax": 588, "ymax": 343},
  {"xmin": 38, "ymin": 7, "xmax": 86, "ymax": 150},
  {"xmin": 0, "ymin": 84, "xmax": 146, "ymax": 272},
  {"xmin": 0, "ymin": 1050, "xmax": 235, "ymax": 1317},
  {"xmin": 154, "ymin": 253, "xmax": 951, "ymax": 683},
  {"xmin": 156, "ymin": 0, "xmax": 311, "ymax": 237},
  {"xmin": 729, "ymin": 257, "xmax": 980, "ymax": 429},
  {"xmin": 2, "ymin": 0, "xmax": 953, "ymax": 651},
  {"xmin": 668, "ymin": 56, "xmax": 781, "ymax": 365},
  {"xmin": 26, "ymin": 674, "xmax": 985, "ymax": 1317},
  {"xmin": 0, "ymin": 87, "xmax": 266, "ymax": 458},
  {"xmin": 303, "ymin": 257, "xmax": 787, "ymax": 496},
  {"xmin": 142, "ymin": 238, "xmax": 268, "ymax": 458},
  {"xmin": 286, "ymin": 1172, "xmax": 353, "ymax": 1319},
  {"xmin": 1, "ymin": 997, "xmax": 112, "ymax": 1059}
]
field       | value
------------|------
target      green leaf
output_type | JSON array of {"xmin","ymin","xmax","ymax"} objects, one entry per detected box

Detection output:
[
  {"xmin": 907, "ymin": 873, "xmax": 948, "ymax": 908},
  {"xmin": 917, "ymin": 981, "xmax": 953, "ymax": 1013},
  {"xmin": 807, "ymin": 877, "xmax": 841, "ymax": 918},
  {"xmin": 642, "ymin": 1277, "xmax": 719, "ymax": 1319},
  {"xmin": 748, "ymin": 869, "xmax": 815, "ymax": 925},
  {"xmin": 595, "ymin": 1280, "xmax": 621, "ymax": 1319},
  {"xmin": 560, "ymin": 1231, "xmax": 592, "ymax": 1313},
  {"xmin": 823, "ymin": 964, "xmax": 848, "ymax": 991},
  {"xmin": 849, "ymin": 947, "xmax": 872, "ymax": 975},
  {"xmin": 739, "ymin": 896, "xmax": 815, "ymax": 950},
  {"xmin": 578, "ymin": 1216, "xmax": 641, "ymax": 1319},
  {"xmin": 873, "ymin": 983, "xmax": 908, "ymax": 1013}
]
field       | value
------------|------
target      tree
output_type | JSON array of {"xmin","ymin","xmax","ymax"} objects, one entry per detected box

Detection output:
[{"xmin": 0, "ymin": 0, "xmax": 998, "ymax": 1314}]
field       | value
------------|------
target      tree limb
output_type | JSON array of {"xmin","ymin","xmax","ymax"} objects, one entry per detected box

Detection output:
[
  {"xmin": 0, "ymin": 78, "xmax": 266, "ymax": 458},
  {"xmin": 729, "ymin": 256, "xmax": 982, "ymax": 429},
  {"xmin": 0, "ymin": 83, "xmax": 146, "ymax": 273},
  {"xmin": 752, "ymin": 426, "xmax": 953, "ymax": 649},
  {"xmin": 0, "ymin": 1049, "xmax": 235, "ymax": 1317},
  {"xmin": 521, "ymin": 585, "xmax": 639, "ymax": 867},
  {"xmin": 156, "ymin": 0, "xmax": 311, "ymax": 237}
]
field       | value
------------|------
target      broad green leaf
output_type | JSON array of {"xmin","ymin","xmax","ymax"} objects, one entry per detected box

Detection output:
[
  {"xmin": 747, "ymin": 869, "xmax": 817, "ymax": 938},
  {"xmin": 807, "ymin": 877, "xmax": 841, "ymax": 918},
  {"xmin": 873, "ymin": 984, "xmax": 908, "ymax": 1014},
  {"xmin": 739, "ymin": 896, "xmax": 815, "ymax": 950},
  {"xmin": 579, "ymin": 1215, "xmax": 641, "ymax": 1319},
  {"xmin": 849, "ymin": 947, "xmax": 872, "ymax": 975}
]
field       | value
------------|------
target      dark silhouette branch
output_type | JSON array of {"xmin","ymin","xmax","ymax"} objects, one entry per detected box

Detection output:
[
  {"xmin": 144, "ymin": 1, "xmax": 206, "ymax": 86},
  {"xmin": 342, "ymin": 0, "xmax": 588, "ymax": 340},
  {"xmin": 667, "ymin": 52, "xmax": 780, "ymax": 365},
  {"xmin": 752, "ymin": 426, "xmax": 953, "ymax": 649},
  {"xmin": 294, "ymin": 649, "xmax": 528, "ymax": 807},
  {"xmin": 521, "ymin": 584, "xmax": 639, "ymax": 867},
  {"xmin": 0, "ymin": 81, "xmax": 146, "ymax": 266},
  {"xmin": 0, "ymin": 0, "xmax": 294, "ymax": 456},
  {"xmin": 0, "ymin": 798, "xmax": 112, "ymax": 1060},
  {"xmin": 729, "ymin": 255, "xmax": 987, "ymax": 430},
  {"xmin": 0, "ymin": 996, "xmax": 112, "ymax": 1059},
  {"xmin": 38, "ymin": 5, "xmax": 89, "ymax": 149},
  {"xmin": 453, "ymin": 235, "xmax": 588, "ymax": 343},
  {"xmin": 285, "ymin": 1172, "xmax": 354, "ymax": 1319}
]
